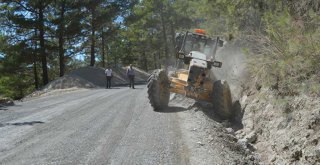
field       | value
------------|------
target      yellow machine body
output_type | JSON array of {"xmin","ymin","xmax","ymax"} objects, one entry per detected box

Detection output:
[
  {"xmin": 169, "ymin": 69, "xmax": 213, "ymax": 102},
  {"xmin": 147, "ymin": 29, "xmax": 232, "ymax": 118}
]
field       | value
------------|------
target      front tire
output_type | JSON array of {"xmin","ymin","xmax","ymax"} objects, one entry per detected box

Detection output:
[{"xmin": 147, "ymin": 69, "xmax": 170, "ymax": 111}]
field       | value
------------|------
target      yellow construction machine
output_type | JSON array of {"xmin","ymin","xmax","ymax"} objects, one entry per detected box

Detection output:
[{"xmin": 147, "ymin": 29, "xmax": 232, "ymax": 119}]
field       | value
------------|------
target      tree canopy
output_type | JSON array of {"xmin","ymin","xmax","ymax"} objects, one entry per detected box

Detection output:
[{"xmin": 0, "ymin": 0, "xmax": 319, "ymax": 99}]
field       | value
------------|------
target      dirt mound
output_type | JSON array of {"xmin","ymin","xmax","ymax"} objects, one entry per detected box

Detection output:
[
  {"xmin": 44, "ymin": 66, "xmax": 150, "ymax": 91},
  {"xmin": 0, "ymin": 96, "xmax": 14, "ymax": 106},
  {"xmin": 45, "ymin": 74, "xmax": 96, "ymax": 90},
  {"xmin": 24, "ymin": 66, "xmax": 149, "ymax": 99}
]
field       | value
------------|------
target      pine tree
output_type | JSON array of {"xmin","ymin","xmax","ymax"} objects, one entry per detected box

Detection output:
[{"xmin": 49, "ymin": 0, "xmax": 82, "ymax": 77}]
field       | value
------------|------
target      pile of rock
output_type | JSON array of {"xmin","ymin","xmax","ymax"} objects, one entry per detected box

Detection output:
[{"xmin": 0, "ymin": 96, "xmax": 14, "ymax": 106}]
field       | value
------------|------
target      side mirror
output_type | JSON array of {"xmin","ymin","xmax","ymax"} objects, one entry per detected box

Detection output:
[
  {"xmin": 212, "ymin": 61, "xmax": 222, "ymax": 68},
  {"xmin": 177, "ymin": 51, "xmax": 185, "ymax": 59}
]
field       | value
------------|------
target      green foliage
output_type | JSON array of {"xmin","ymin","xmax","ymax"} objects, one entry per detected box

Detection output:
[
  {"xmin": 123, "ymin": 0, "xmax": 195, "ymax": 69},
  {"xmin": 0, "ymin": 37, "xmax": 36, "ymax": 99},
  {"xmin": 1, "ymin": 0, "xmax": 319, "ymax": 99},
  {"xmin": 195, "ymin": 0, "xmax": 320, "ymax": 97},
  {"xmin": 248, "ymin": 6, "xmax": 320, "ymax": 96},
  {"xmin": 0, "ymin": 74, "xmax": 33, "ymax": 99}
]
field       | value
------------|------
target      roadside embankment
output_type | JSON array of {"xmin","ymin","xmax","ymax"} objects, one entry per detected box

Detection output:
[
  {"xmin": 214, "ymin": 39, "xmax": 320, "ymax": 164},
  {"xmin": 238, "ymin": 85, "xmax": 320, "ymax": 164}
]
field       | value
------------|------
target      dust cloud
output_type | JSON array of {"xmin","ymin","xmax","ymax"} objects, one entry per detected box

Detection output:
[{"xmin": 210, "ymin": 41, "xmax": 250, "ymax": 100}]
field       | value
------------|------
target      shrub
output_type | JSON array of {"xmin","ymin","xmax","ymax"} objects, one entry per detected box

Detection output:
[{"xmin": 248, "ymin": 9, "xmax": 320, "ymax": 96}]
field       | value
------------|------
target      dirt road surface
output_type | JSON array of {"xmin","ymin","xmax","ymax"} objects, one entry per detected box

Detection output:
[{"xmin": 0, "ymin": 85, "xmax": 252, "ymax": 165}]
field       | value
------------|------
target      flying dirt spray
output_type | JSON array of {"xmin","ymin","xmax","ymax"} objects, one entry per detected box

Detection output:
[{"xmin": 211, "ymin": 41, "xmax": 249, "ymax": 101}]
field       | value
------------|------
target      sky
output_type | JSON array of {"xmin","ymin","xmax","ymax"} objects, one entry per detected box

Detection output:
[{"xmin": 115, "ymin": 16, "xmax": 124, "ymax": 23}]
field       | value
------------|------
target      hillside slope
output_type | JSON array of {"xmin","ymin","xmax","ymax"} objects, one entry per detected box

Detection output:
[{"xmin": 218, "ymin": 40, "xmax": 320, "ymax": 164}]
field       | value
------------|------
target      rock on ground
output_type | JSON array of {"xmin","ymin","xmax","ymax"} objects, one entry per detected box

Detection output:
[
  {"xmin": 240, "ymin": 88, "xmax": 320, "ymax": 165},
  {"xmin": 171, "ymin": 93, "xmax": 259, "ymax": 165}
]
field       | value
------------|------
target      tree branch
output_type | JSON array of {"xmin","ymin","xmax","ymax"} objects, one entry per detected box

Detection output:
[{"xmin": 13, "ymin": 0, "xmax": 38, "ymax": 14}]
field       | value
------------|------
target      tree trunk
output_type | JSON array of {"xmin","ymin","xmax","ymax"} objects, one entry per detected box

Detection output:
[
  {"xmin": 153, "ymin": 53, "xmax": 157, "ymax": 69},
  {"xmin": 143, "ymin": 50, "xmax": 148, "ymax": 71},
  {"xmin": 101, "ymin": 31, "xmax": 105, "ymax": 68},
  {"xmin": 160, "ymin": 10, "xmax": 169, "ymax": 68},
  {"xmin": 33, "ymin": 30, "xmax": 39, "ymax": 89},
  {"xmin": 33, "ymin": 53, "xmax": 39, "ymax": 89},
  {"xmin": 114, "ymin": 52, "xmax": 117, "ymax": 67},
  {"xmin": 90, "ymin": 9, "xmax": 96, "ymax": 66},
  {"xmin": 39, "ymin": 3, "xmax": 48, "ymax": 85},
  {"xmin": 167, "ymin": 3, "xmax": 176, "ymax": 56},
  {"xmin": 106, "ymin": 43, "xmax": 109, "ymax": 65},
  {"xmin": 170, "ymin": 21, "xmax": 176, "ymax": 53},
  {"xmin": 58, "ymin": 1, "xmax": 65, "ymax": 77}
]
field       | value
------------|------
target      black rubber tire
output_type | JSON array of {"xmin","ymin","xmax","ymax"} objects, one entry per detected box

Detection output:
[
  {"xmin": 147, "ymin": 69, "xmax": 170, "ymax": 111},
  {"xmin": 212, "ymin": 80, "xmax": 233, "ymax": 119}
]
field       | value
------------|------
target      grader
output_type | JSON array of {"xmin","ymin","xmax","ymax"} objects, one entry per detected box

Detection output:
[{"xmin": 147, "ymin": 29, "xmax": 232, "ymax": 119}]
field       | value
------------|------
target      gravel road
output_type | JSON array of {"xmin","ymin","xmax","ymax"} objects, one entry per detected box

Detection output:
[
  {"xmin": 0, "ymin": 85, "xmax": 252, "ymax": 165},
  {"xmin": 0, "ymin": 85, "xmax": 188, "ymax": 165}
]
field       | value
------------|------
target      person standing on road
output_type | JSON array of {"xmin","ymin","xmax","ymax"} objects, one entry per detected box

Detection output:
[
  {"xmin": 126, "ymin": 64, "xmax": 135, "ymax": 89},
  {"xmin": 105, "ymin": 67, "xmax": 113, "ymax": 89}
]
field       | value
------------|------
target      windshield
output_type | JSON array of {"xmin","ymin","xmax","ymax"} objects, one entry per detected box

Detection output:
[{"xmin": 182, "ymin": 32, "xmax": 216, "ymax": 59}]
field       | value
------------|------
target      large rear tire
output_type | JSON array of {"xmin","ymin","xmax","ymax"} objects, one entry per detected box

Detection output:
[
  {"xmin": 147, "ymin": 69, "xmax": 170, "ymax": 111},
  {"xmin": 212, "ymin": 80, "xmax": 233, "ymax": 119}
]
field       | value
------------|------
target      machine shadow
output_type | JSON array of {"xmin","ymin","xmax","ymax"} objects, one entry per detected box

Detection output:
[
  {"xmin": 229, "ymin": 100, "xmax": 244, "ymax": 131},
  {"xmin": 199, "ymin": 100, "xmax": 244, "ymax": 131},
  {"xmin": 161, "ymin": 106, "xmax": 189, "ymax": 113}
]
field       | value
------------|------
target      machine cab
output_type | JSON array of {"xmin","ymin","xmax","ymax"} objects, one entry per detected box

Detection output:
[
  {"xmin": 175, "ymin": 29, "xmax": 223, "ymax": 69},
  {"xmin": 174, "ymin": 29, "xmax": 224, "ymax": 86}
]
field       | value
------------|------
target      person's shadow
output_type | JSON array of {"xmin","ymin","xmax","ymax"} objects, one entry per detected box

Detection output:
[
  {"xmin": 0, "ymin": 121, "xmax": 45, "ymax": 127},
  {"xmin": 0, "ymin": 101, "xmax": 15, "ymax": 111},
  {"xmin": 0, "ymin": 105, "xmax": 8, "ymax": 111}
]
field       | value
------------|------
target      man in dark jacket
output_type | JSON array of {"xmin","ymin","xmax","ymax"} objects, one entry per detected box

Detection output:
[{"xmin": 126, "ymin": 64, "xmax": 135, "ymax": 89}]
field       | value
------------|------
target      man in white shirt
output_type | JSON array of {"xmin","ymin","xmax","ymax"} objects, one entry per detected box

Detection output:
[{"xmin": 105, "ymin": 67, "xmax": 113, "ymax": 89}]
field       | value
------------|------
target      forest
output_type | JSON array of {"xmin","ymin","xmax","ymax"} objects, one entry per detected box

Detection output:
[{"xmin": 0, "ymin": 0, "xmax": 319, "ymax": 99}]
